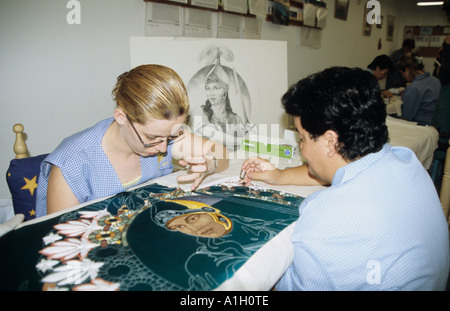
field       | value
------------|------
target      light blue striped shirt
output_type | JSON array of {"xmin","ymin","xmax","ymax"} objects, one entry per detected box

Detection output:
[
  {"xmin": 36, "ymin": 118, "xmax": 174, "ymax": 217},
  {"xmin": 277, "ymin": 144, "xmax": 449, "ymax": 290}
]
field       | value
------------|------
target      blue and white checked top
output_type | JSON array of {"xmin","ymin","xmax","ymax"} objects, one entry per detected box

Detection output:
[
  {"xmin": 35, "ymin": 118, "xmax": 174, "ymax": 217},
  {"xmin": 276, "ymin": 144, "xmax": 450, "ymax": 291}
]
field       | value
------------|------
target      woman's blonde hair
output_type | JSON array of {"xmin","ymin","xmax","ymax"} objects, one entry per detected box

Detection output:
[{"xmin": 112, "ymin": 64, "xmax": 190, "ymax": 124}]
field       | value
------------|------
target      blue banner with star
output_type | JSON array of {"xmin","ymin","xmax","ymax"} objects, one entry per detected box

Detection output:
[{"xmin": 6, "ymin": 154, "xmax": 48, "ymax": 220}]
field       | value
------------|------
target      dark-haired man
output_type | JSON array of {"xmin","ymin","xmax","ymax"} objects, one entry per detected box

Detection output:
[
  {"xmin": 367, "ymin": 54, "xmax": 397, "ymax": 97},
  {"xmin": 241, "ymin": 67, "xmax": 449, "ymax": 290},
  {"xmin": 367, "ymin": 54, "xmax": 394, "ymax": 81},
  {"xmin": 391, "ymin": 39, "xmax": 416, "ymax": 64}
]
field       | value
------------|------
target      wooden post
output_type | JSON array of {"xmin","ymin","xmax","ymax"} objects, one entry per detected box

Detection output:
[{"xmin": 13, "ymin": 123, "xmax": 29, "ymax": 159}]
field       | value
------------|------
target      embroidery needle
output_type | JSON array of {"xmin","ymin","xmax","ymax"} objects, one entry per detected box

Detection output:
[
  {"xmin": 239, "ymin": 169, "xmax": 246, "ymax": 180},
  {"xmin": 239, "ymin": 169, "xmax": 251, "ymax": 195}
]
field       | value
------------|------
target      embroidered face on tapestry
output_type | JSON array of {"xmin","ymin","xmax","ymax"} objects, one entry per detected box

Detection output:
[{"xmin": 154, "ymin": 199, "xmax": 233, "ymax": 238}]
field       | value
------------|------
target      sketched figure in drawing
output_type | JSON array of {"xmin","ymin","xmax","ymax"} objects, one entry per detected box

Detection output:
[{"xmin": 187, "ymin": 46, "xmax": 256, "ymax": 151}]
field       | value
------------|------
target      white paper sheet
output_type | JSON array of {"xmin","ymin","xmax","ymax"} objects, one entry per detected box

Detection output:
[
  {"xmin": 300, "ymin": 27, "xmax": 322, "ymax": 48},
  {"xmin": 249, "ymin": 0, "xmax": 268, "ymax": 17},
  {"xmin": 303, "ymin": 3, "xmax": 316, "ymax": 27},
  {"xmin": 223, "ymin": 0, "xmax": 248, "ymax": 14},
  {"xmin": 241, "ymin": 16, "xmax": 261, "ymax": 39},
  {"xmin": 130, "ymin": 37, "xmax": 288, "ymax": 150},
  {"xmin": 184, "ymin": 8, "xmax": 213, "ymax": 38},
  {"xmin": 145, "ymin": 3, "xmax": 182, "ymax": 37},
  {"xmin": 316, "ymin": 7, "xmax": 327, "ymax": 29},
  {"xmin": 218, "ymin": 12, "xmax": 241, "ymax": 38}
]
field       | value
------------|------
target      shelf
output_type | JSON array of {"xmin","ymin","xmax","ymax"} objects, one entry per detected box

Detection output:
[
  {"xmin": 265, "ymin": 14, "xmax": 321, "ymax": 29},
  {"xmin": 266, "ymin": 0, "xmax": 322, "ymax": 29},
  {"xmin": 144, "ymin": 0, "xmax": 323, "ymax": 29},
  {"xmin": 289, "ymin": 0, "xmax": 304, "ymax": 9},
  {"xmin": 143, "ymin": 0, "xmax": 256, "ymax": 18}
]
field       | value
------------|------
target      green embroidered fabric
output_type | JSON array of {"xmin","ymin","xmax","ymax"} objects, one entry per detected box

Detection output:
[{"xmin": 0, "ymin": 183, "xmax": 302, "ymax": 291}]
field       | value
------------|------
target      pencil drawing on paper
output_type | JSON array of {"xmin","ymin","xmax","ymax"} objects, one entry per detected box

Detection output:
[{"xmin": 186, "ymin": 45, "xmax": 256, "ymax": 151}]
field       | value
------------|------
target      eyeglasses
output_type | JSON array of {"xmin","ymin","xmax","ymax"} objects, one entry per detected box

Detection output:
[{"xmin": 126, "ymin": 115, "xmax": 184, "ymax": 148}]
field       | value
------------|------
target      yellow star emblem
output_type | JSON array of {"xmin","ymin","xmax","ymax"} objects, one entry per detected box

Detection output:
[
  {"xmin": 29, "ymin": 209, "xmax": 36, "ymax": 217},
  {"xmin": 21, "ymin": 175, "xmax": 38, "ymax": 196}
]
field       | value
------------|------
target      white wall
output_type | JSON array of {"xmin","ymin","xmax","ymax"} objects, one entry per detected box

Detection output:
[
  {"xmin": 1, "ymin": 0, "xmax": 146, "ymax": 198},
  {"xmin": 0, "ymin": 0, "xmax": 447, "ymax": 199},
  {"xmin": 263, "ymin": 0, "xmax": 403, "ymax": 84}
]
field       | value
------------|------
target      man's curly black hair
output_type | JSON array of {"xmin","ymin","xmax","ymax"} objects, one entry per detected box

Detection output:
[{"xmin": 281, "ymin": 67, "xmax": 389, "ymax": 161}]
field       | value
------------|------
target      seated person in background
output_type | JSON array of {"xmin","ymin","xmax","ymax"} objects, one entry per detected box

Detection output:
[
  {"xmin": 36, "ymin": 64, "xmax": 229, "ymax": 217},
  {"xmin": 397, "ymin": 54, "xmax": 441, "ymax": 125},
  {"xmin": 366, "ymin": 55, "xmax": 395, "ymax": 98},
  {"xmin": 391, "ymin": 39, "xmax": 416, "ymax": 64},
  {"xmin": 241, "ymin": 67, "xmax": 449, "ymax": 290},
  {"xmin": 387, "ymin": 39, "xmax": 416, "ymax": 89}
]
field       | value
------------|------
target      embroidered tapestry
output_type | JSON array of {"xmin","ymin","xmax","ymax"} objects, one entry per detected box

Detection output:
[{"xmin": 0, "ymin": 181, "xmax": 302, "ymax": 291}]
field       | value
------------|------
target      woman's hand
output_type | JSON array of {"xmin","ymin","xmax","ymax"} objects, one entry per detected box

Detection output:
[
  {"xmin": 172, "ymin": 131, "xmax": 228, "ymax": 190},
  {"xmin": 176, "ymin": 154, "xmax": 217, "ymax": 190}
]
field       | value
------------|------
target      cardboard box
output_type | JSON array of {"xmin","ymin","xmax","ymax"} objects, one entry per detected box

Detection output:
[{"xmin": 240, "ymin": 138, "xmax": 295, "ymax": 159}]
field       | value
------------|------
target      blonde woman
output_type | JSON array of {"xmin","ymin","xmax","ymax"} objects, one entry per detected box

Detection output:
[{"xmin": 36, "ymin": 64, "xmax": 228, "ymax": 217}]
